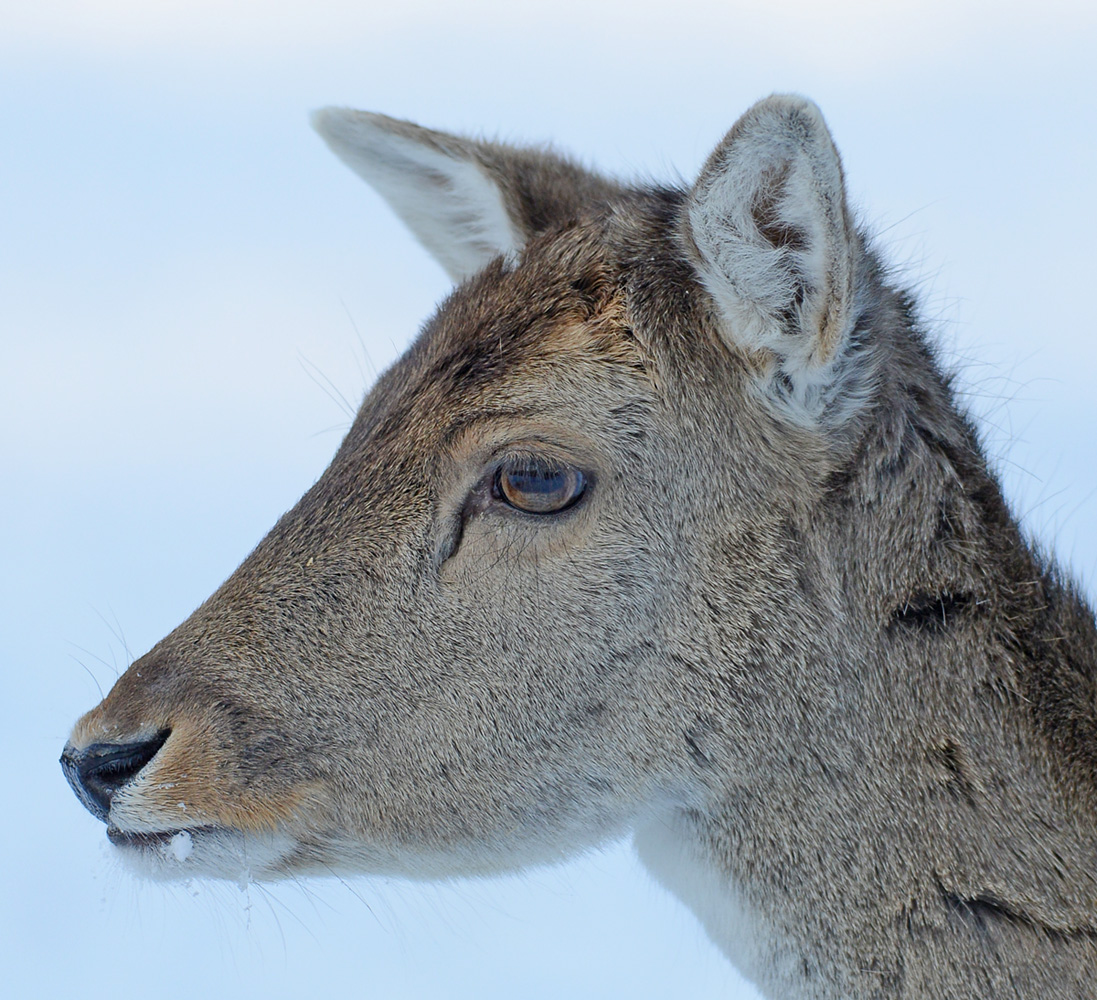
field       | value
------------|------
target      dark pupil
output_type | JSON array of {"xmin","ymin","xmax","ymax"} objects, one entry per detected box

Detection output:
[{"xmin": 500, "ymin": 462, "xmax": 583, "ymax": 513}]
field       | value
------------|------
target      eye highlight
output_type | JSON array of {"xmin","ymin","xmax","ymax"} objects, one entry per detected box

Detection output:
[{"xmin": 493, "ymin": 457, "xmax": 587, "ymax": 514}]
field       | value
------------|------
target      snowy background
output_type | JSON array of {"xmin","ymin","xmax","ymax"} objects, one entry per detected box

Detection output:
[{"xmin": 3, "ymin": 1, "xmax": 1096, "ymax": 997}]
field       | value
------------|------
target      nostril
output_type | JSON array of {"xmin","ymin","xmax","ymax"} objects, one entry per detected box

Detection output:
[{"xmin": 60, "ymin": 729, "xmax": 171, "ymax": 824}]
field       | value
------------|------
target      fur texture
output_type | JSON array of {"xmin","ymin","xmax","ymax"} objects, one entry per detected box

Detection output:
[{"xmin": 63, "ymin": 96, "xmax": 1097, "ymax": 998}]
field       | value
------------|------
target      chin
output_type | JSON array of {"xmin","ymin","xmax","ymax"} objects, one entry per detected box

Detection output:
[{"xmin": 107, "ymin": 824, "xmax": 297, "ymax": 884}]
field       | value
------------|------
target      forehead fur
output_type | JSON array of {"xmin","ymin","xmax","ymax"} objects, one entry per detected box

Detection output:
[
  {"xmin": 354, "ymin": 221, "xmax": 652, "ymax": 452},
  {"xmin": 424, "ymin": 223, "xmax": 627, "ymax": 385}
]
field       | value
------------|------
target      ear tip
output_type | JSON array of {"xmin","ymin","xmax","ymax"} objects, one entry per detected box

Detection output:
[
  {"xmin": 311, "ymin": 107, "xmax": 401, "ymax": 148},
  {"xmin": 309, "ymin": 106, "xmax": 338, "ymax": 133},
  {"xmin": 750, "ymin": 93, "xmax": 827, "ymax": 129},
  {"xmin": 726, "ymin": 95, "xmax": 838, "ymax": 165},
  {"xmin": 311, "ymin": 106, "xmax": 352, "ymax": 148}
]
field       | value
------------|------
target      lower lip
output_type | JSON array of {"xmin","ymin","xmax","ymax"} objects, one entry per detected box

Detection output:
[
  {"xmin": 107, "ymin": 826, "xmax": 202, "ymax": 863},
  {"xmin": 107, "ymin": 827, "xmax": 177, "ymax": 848}
]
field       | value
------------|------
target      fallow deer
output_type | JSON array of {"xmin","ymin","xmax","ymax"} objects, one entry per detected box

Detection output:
[{"xmin": 62, "ymin": 96, "xmax": 1097, "ymax": 999}]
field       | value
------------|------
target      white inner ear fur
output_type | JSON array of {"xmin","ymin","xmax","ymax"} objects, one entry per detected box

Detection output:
[
  {"xmin": 686, "ymin": 96, "xmax": 858, "ymax": 422},
  {"xmin": 312, "ymin": 108, "xmax": 523, "ymax": 283}
]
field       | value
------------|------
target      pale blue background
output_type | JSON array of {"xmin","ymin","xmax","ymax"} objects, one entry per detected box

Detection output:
[{"xmin": 3, "ymin": 2, "xmax": 1096, "ymax": 997}]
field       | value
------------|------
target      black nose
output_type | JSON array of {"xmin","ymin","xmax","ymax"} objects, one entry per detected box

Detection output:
[{"xmin": 60, "ymin": 730, "xmax": 170, "ymax": 823}]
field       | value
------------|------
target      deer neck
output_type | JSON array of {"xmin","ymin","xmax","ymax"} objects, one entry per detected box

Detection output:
[{"xmin": 638, "ymin": 371, "xmax": 1097, "ymax": 998}]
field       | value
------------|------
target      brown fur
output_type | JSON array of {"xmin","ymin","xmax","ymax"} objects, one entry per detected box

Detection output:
[{"xmin": 63, "ymin": 97, "xmax": 1097, "ymax": 998}]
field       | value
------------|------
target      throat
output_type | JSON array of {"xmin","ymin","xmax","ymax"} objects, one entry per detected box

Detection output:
[{"xmin": 633, "ymin": 813, "xmax": 818, "ymax": 1000}]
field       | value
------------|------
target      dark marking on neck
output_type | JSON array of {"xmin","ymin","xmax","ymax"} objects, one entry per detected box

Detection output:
[
  {"xmin": 891, "ymin": 592, "xmax": 973, "ymax": 633},
  {"xmin": 684, "ymin": 714, "xmax": 717, "ymax": 768},
  {"xmin": 926, "ymin": 738, "xmax": 978, "ymax": 806},
  {"xmin": 941, "ymin": 885, "xmax": 1097, "ymax": 944}
]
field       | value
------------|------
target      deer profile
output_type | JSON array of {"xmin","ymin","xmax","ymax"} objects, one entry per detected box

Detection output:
[{"xmin": 62, "ymin": 96, "xmax": 1097, "ymax": 999}]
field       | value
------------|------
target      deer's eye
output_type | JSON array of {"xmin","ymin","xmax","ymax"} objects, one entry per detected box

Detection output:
[{"xmin": 494, "ymin": 458, "xmax": 586, "ymax": 514}]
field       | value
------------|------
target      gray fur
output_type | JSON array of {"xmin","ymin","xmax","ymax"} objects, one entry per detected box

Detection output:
[{"xmin": 63, "ymin": 96, "xmax": 1097, "ymax": 998}]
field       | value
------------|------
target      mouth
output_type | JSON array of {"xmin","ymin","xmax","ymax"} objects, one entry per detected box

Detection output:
[
  {"xmin": 104, "ymin": 823, "xmax": 297, "ymax": 881},
  {"xmin": 107, "ymin": 825, "xmax": 204, "ymax": 862}
]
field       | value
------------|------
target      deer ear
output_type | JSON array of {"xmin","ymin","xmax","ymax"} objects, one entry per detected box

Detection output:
[
  {"xmin": 312, "ymin": 109, "xmax": 520, "ymax": 282},
  {"xmin": 685, "ymin": 96, "xmax": 859, "ymax": 420},
  {"xmin": 312, "ymin": 108, "xmax": 619, "ymax": 283}
]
